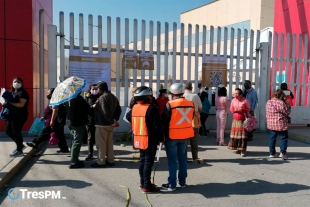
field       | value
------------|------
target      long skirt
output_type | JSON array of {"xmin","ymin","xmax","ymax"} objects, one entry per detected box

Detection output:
[{"xmin": 228, "ymin": 119, "xmax": 247, "ymax": 151}]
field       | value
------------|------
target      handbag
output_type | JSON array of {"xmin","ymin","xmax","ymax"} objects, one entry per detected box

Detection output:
[
  {"xmin": 49, "ymin": 132, "xmax": 59, "ymax": 145},
  {"xmin": 28, "ymin": 118, "xmax": 45, "ymax": 136},
  {"xmin": 192, "ymin": 111, "xmax": 201, "ymax": 128},
  {"xmin": 243, "ymin": 115, "xmax": 258, "ymax": 132}
]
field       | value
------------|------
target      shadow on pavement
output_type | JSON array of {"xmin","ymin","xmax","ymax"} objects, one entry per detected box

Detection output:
[
  {"xmin": 162, "ymin": 179, "xmax": 310, "ymax": 198},
  {"xmin": 11, "ymin": 180, "xmax": 92, "ymax": 189}
]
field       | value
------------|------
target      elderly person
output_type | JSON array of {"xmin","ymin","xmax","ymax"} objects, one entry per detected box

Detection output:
[
  {"xmin": 215, "ymin": 87, "xmax": 230, "ymax": 146},
  {"xmin": 266, "ymin": 90, "xmax": 291, "ymax": 160},
  {"xmin": 228, "ymin": 88, "xmax": 250, "ymax": 157}
]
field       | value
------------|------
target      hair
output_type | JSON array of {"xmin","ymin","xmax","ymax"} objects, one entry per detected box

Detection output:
[
  {"xmin": 235, "ymin": 88, "xmax": 243, "ymax": 96},
  {"xmin": 198, "ymin": 83, "xmax": 202, "ymax": 88},
  {"xmin": 218, "ymin": 87, "xmax": 227, "ymax": 97},
  {"xmin": 245, "ymin": 80, "xmax": 251, "ymax": 84},
  {"xmin": 200, "ymin": 91, "xmax": 208, "ymax": 102},
  {"xmin": 273, "ymin": 89, "xmax": 285, "ymax": 100},
  {"xmin": 134, "ymin": 95, "xmax": 149, "ymax": 103},
  {"xmin": 11, "ymin": 77, "xmax": 24, "ymax": 92},
  {"xmin": 280, "ymin": 83, "xmax": 288, "ymax": 90},
  {"xmin": 88, "ymin": 84, "xmax": 97, "ymax": 92}
]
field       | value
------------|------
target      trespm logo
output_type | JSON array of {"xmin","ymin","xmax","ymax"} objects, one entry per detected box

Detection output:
[{"xmin": 8, "ymin": 188, "xmax": 66, "ymax": 200}]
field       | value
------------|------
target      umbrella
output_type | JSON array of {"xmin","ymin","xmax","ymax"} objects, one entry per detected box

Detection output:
[{"xmin": 49, "ymin": 76, "xmax": 86, "ymax": 107}]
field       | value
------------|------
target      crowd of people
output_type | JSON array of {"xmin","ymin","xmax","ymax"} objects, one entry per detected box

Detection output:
[{"xmin": 0, "ymin": 77, "xmax": 293, "ymax": 193}]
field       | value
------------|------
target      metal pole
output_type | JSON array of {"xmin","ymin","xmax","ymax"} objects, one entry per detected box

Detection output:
[
  {"xmin": 39, "ymin": 9, "xmax": 45, "ymax": 116},
  {"xmin": 48, "ymin": 25, "xmax": 57, "ymax": 88}
]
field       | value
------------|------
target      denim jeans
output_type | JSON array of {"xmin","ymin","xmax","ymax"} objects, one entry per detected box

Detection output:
[
  {"xmin": 269, "ymin": 130, "xmax": 288, "ymax": 155},
  {"xmin": 165, "ymin": 139, "xmax": 187, "ymax": 188}
]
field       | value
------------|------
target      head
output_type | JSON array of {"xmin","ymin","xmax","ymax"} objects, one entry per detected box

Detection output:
[
  {"xmin": 244, "ymin": 80, "xmax": 252, "ymax": 90},
  {"xmin": 11, "ymin": 77, "xmax": 24, "ymax": 92},
  {"xmin": 159, "ymin": 89, "xmax": 167, "ymax": 97},
  {"xmin": 218, "ymin": 87, "xmax": 227, "ymax": 97},
  {"xmin": 170, "ymin": 83, "xmax": 184, "ymax": 99},
  {"xmin": 234, "ymin": 88, "xmax": 243, "ymax": 99},
  {"xmin": 198, "ymin": 83, "xmax": 202, "ymax": 89},
  {"xmin": 184, "ymin": 82, "xmax": 193, "ymax": 91},
  {"xmin": 280, "ymin": 83, "xmax": 288, "ymax": 90},
  {"xmin": 46, "ymin": 88, "xmax": 55, "ymax": 100},
  {"xmin": 273, "ymin": 89, "xmax": 286, "ymax": 100},
  {"xmin": 89, "ymin": 84, "xmax": 98, "ymax": 95},
  {"xmin": 134, "ymin": 86, "xmax": 152, "ymax": 103},
  {"xmin": 97, "ymin": 81, "xmax": 108, "ymax": 94},
  {"xmin": 200, "ymin": 91, "xmax": 208, "ymax": 101}
]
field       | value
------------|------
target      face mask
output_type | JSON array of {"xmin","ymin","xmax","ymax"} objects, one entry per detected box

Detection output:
[
  {"xmin": 13, "ymin": 82, "xmax": 22, "ymax": 89},
  {"xmin": 91, "ymin": 90, "xmax": 98, "ymax": 95},
  {"xmin": 235, "ymin": 95, "xmax": 241, "ymax": 99},
  {"xmin": 46, "ymin": 95, "xmax": 52, "ymax": 100},
  {"xmin": 244, "ymin": 83, "xmax": 250, "ymax": 89},
  {"xmin": 165, "ymin": 94, "xmax": 168, "ymax": 98}
]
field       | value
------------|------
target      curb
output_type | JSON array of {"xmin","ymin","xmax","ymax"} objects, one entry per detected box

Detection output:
[
  {"xmin": 0, "ymin": 143, "xmax": 42, "ymax": 190},
  {"xmin": 288, "ymin": 132, "xmax": 310, "ymax": 144}
]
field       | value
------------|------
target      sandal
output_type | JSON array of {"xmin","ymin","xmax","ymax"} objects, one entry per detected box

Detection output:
[{"xmin": 219, "ymin": 142, "xmax": 227, "ymax": 146}]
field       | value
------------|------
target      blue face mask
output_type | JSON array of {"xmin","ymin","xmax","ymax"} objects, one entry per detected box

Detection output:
[{"xmin": 244, "ymin": 83, "xmax": 250, "ymax": 89}]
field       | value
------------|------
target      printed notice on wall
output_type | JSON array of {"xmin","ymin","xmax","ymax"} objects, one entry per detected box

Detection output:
[
  {"xmin": 139, "ymin": 53, "xmax": 154, "ymax": 70},
  {"xmin": 202, "ymin": 56, "xmax": 227, "ymax": 87},
  {"xmin": 69, "ymin": 49, "xmax": 111, "ymax": 90}
]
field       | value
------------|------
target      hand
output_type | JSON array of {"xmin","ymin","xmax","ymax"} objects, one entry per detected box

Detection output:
[
  {"xmin": 40, "ymin": 117, "xmax": 45, "ymax": 121},
  {"xmin": 92, "ymin": 104, "xmax": 96, "ymax": 108},
  {"xmin": 50, "ymin": 121, "xmax": 55, "ymax": 127},
  {"xmin": 111, "ymin": 121, "xmax": 119, "ymax": 127},
  {"xmin": 159, "ymin": 142, "xmax": 164, "ymax": 148}
]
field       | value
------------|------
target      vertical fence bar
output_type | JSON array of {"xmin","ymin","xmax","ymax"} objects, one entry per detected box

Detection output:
[
  {"xmin": 194, "ymin": 24, "xmax": 199, "ymax": 94},
  {"xmin": 279, "ymin": 33, "xmax": 284, "ymax": 85},
  {"xmin": 202, "ymin": 25, "xmax": 207, "ymax": 87},
  {"xmin": 116, "ymin": 17, "xmax": 121, "ymax": 99},
  {"xmin": 39, "ymin": 10, "xmax": 45, "ymax": 115},
  {"xmin": 249, "ymin": 30, "xmax": 254, "ymax": 83},
  {"xmin": 209, "ymin": 26, "xmax": 214, "ymax": 100},
  {"xmin": 229, "ymin": 28, "xmax": 235, "ymax": 99},
  {"xmin": 284, "ymin": 34, "xmax": 290, "ymax": 84},
  {"xmin": 254, "ymin": 30, "xmax": 261, "ymax": 93},
  {"xmin": 70, "ymin": 13, "xmax": 74, "ymax": 49},
  {"xmin": 187, "ymin": 24, "xmax": 192, "ymax": 81},
  {"xmin": 272, "ymin": 33, "xmax": 278, "ymax": 92},
  {"xmin": 266, "ymin": 31, "xmax": 272, "ymax": 100},
  {"xmin": 141, "ymin": 20, "xmax": 146, "ymax": 86},
  {"xmin": 149, "ymin": 21, "xmax": 154, "ymax": 89},
  {"xmin": 124, "ymin": 18, "xmax": 129, "ymax": 107},
  {"xmin": 98, "ymin": 16, "xmax": 102, "ymax": 52},
  {"xmin": 180, "ymin": 23, "xmax": 184, "ymax": 84},
  {"xmin": 291, "ymin": 34, "xmax": 297, "ymax": 105},
  {"xmin": 133, "ymin": 19, "xmax": 138, "ymax": 87},
  {"xmin": 172, "ymin": 22, "xmax": 177, "ymax": 84},
  {"xmin": 216, "ymin": 27, "xmax": 221, "ymax": 56},
  {"xmin": 156, "ymin": 21, "xmax": 161, "ymax": 91},
  {"xmin": 236, "ymin": 29, "xmax": 241, "ymax": 88},
  {"xmin": 302, "ymin": 34, "xmax": 308, "ymax": 106},
  {"xmin": 107, "ymin": 17, "xmax": 111, "ymax": 52},
  {"xmin": 88, "ymin": 15, "xmax": 93, "ymax": 53},
  {"xmin": 48, "ymin": 25, "xmax": 57, "ymax": 88},
  {"xmin": 242, "ymin": 29, "xmax": 248, "ymax": 83},
  {"xmin": 164, "ymin": 22, "xmax": 169, "ymax": 88},
  {"xmin": 222, "ymin": 27, "xmax": 228, "ymax": 100},
  {"xmin": 79, "ymin": 14, "xmax": 84, "ymax": 50},
  {"xmin": 59, "ymin": 12, "xmax": 65, "ymax": 81},
  {"xmin": 296, "ymin": 34, "xmax": 303, "ymax": 106}
]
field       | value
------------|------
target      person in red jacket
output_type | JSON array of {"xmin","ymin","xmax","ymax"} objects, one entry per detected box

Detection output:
[{"xmin": 156, "ymin": 89, "xmax": 169, "ymax": 115}]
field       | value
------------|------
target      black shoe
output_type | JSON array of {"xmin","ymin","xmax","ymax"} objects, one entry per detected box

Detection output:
[
  {"xmin": 85, "ymin": 154, "xmax": 94, "ymax": 161},
  {"xmin": 91, "ymin": 163, "xmax": 107, "ymax": 168},
  {"xmin": 57, "ymin": 149, "xmax": 70, "ymax": 153},
  {"xmin": 106, "ymin": 161, "xmax": 115, "ymax": 166},
  {"xmin": 26, "ymin": 142, "xmax": 38, "ymax": 149},
  {"xmin": 69, "ymin": 161, "xmax": 84, "ymax": 169}
]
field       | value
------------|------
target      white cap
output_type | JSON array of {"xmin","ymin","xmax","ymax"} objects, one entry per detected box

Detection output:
[{"xmin": 218, "ymin": 84, "xmax": 225, "ymax": 88}]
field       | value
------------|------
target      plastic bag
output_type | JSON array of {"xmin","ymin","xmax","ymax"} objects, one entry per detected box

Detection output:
[
  {"xmin": 122, "ymin": 107, "xmax": 131, "ymax": 124},
  {"xmin": 0, "ymin": 88, "xmax": 5, "ymax": 105},
  {"xmin": 28, "ymin": 118, "xmax": 45, "ymax": 136},
  {"xmin": 49, "ymin": 132, "xmax": 59, "ymax": 145}
]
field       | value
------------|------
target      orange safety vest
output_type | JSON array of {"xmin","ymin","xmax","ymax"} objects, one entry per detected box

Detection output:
[
  {"xmin": 131, "ymin": 103, "xmax": 150, "ymax": 150},
  {"xmin": 169, "ymin": 98, "xmax": 194, "ymax": 139}
]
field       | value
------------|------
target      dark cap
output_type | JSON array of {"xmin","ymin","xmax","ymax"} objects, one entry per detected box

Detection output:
[
  {"xmin": 184, "ymin": 82, "xmax": 193, "ymax": 90},
  {"xmin": 159, "ymin": 89, "xmax": 167, "ymax": 93},
  {"xmin": 97, "ymin": 81, "xmax": 108, "ymax": 91}
]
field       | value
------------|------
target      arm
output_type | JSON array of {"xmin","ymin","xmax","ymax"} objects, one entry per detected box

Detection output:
[
  {"xmin": 281, "ymin": 101, "xmax": 291, "ymax": 116},
  {"xmin": 252, "ymin": 90, "xmax": 258, "ymax": 111},
  {"xmin": 197, "ymin": 96, "xmax": 202, "ymax": 111},
  {"xmin": 206, "ymin": 99, "xmax": 211, "ymax": 111},
  {"xmin": 50, "ymin": 107, "xmax": 58, "ymax": 127},
  {"xmin": 230, "ymin": 99, "xmax": 235, "ymax": 113},
  {"xmin": 126, "ymin": 109, "xmax": 132, "ymax": 124},
  {"xmin": 114, "ymin": 100, "xmax": 122, "ymax": 121},
  {"xmin": 101, "ymin": 96, "xmax": 114, "ymax": 125},
  {"xmin": 161, "ymin": 103, "xmax": 171, "ymax": 139},
  {"xmin": 149, "ymin": 106, "xmax": 164, "ymax": 142},
  {"xmin": 8, "ymin": 98, "xmax": 27, "ymax": 108}
]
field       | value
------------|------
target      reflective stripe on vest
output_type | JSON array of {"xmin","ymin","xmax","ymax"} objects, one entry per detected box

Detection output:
[
  {"xmin": 169, "ymin": 98, "xmax": 194, "ymax": 139},
  {"xmin": 131, "ymin": 103, "xmax": 150, "ymax": 149}
]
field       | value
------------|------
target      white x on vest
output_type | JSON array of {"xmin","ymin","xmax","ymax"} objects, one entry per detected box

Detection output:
[{"xmin": 176, "ymin": 108, "xmax": 191, "ymax": 125}]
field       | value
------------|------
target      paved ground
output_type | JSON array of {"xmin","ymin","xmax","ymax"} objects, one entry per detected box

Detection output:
[{"xmin": 0, "ymin": 130, "xmax": 310, "ymax": 207}]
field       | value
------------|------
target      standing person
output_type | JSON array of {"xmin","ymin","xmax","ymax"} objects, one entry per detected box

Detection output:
[
  {"xmin": 183, "ymin": 82, "xmax": 202, "ymax": 161},
  {"xmin": 5, "ymin": 77, "xmax": 29, "ymax": 157},
  {"xmin": 126, "ymin": 86, "xmax": 164, "ymax": 193},
  {"xmin": 243, "ymin": 80, "xmax": 258, "ymax": 141},
  {"xmin": 199, "ymin": 91, "xmax": 211, "ymax": 137},
  {"xmin": 266, "ymin": 90, "xmax": 291, "ymax": 160},
  {"xmin": 148, "ymin": 87, "xmax": 158, "ymax": 107},
  {"xmin": 161, "ymin": 83, "xmax": 194, "ymax": 191},
  {"xmin": 215, "ymin": 87, "xmax": 230, "ymax": 146},
  {"xmin": 156, "ymin": 89, "xmax": 169, "ymax": 115},
  {"xmin": 228, "ymin": 88, "xmax": 250, "ymax": 157},
  {"xmin": 280, "ymin": 82, "xmax": 294, "ymax": 106},
  {"xmin": 64, "ymin": 94, "xmax": 90, "ymax": 169},
  {"xmin": 129, "ymin": 87, "xmax": 138, "ymax": 109},
  {"xmin": 197, "ymin": 83, "xmax": 202, "ymax": 96},
  {"xmin": 84, "ymin": 84, "xmax": 101, "ymax": 160},
  {"xmin": 92, "ymin": 81, "xmax": 122, "ymax": 168}
]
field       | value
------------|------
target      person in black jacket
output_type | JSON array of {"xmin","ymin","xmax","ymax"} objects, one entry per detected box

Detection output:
[
  {"xmin": 64, "ymin": 94, "xmax": 90, "ymax": 169},
  {"xmin": 84, "ymin": 84, "xmax": 101, "ymax": 160},
  {"xmin": 126, "ymin": 86, "xmax": 164, "ymax": 193}
]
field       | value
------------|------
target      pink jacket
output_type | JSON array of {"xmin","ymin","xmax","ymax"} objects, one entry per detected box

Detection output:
[
  {"xmin": 215, "ymin": 96, "xmax": 230, "ymax": 111},
  {"xmin": 230, "ymin": 97, "xmax": 250, "ymax": 120}
]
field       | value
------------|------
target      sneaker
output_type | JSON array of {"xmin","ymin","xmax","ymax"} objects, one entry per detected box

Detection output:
[
  {"xmin": 69, "ymin": 161, "xmax": 84, "ymax": 169},
  {"xmin": 279, "ymin": 153, "xmax": 288, "ymax": 160},
  {"xmin": 91, "ymin": 163, "xmax": 107, "ymax": 168},
  {"xmin": 140, "ymin": 184, "xmax": 156, "ymax": 190},
  {"xmin": 269, "ymin": 154, "xmax": 276, "ymax": 158},
  {"xmin": 178, "ymin": 183, "xmax": 186, "ymax": 188},
  {"xmin": 241, "ymin": 153, "xmax": 246, "ymax": 157},
  {"xmin": 26, "ymin": 142, "xmax": 38, "ymax": 149},
  {"xmin": 85, "ymin": 154, "xmax": 94, "ymax": 161},
  {"xmin": 161, "ymin": 184, "xmax": 176, "ymax": 191},
  {"xmin": 142, "ymin": 186, "xmax": 160, "ymax": 194},
  {"xmin": 9, "ymin": 151, "xmax": 23, "ymax": 157},
  {"xmin": 106, "ymin": 161, "xmax": 115, "ymax": 166}
]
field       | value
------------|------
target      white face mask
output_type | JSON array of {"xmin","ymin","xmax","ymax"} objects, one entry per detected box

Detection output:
[
  {"xmin": 91, "ymin": 90, "xmax": 98, "ymax": 95},
  {"xmin": 13, "ymin": 82, "xmax": 22, "ymax": 89},
  {"xmin": 164, "ymin": 94, "xmax": 168, "ymax": 98}
]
